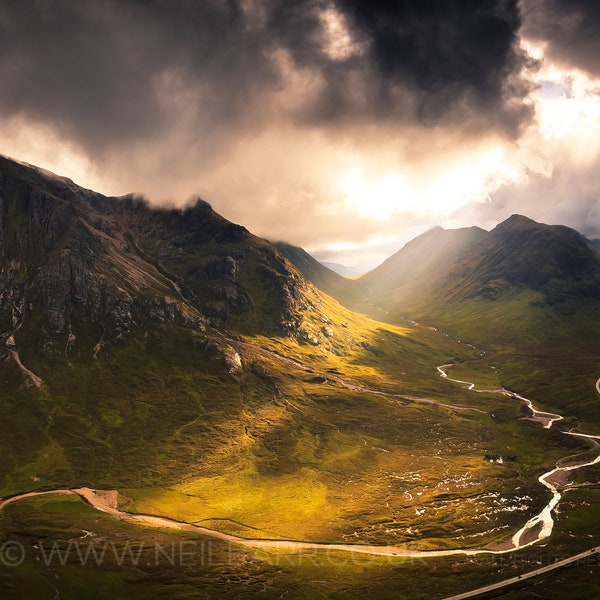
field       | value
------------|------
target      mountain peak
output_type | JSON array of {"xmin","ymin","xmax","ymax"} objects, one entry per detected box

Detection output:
[
  {"xmin": 494, "ymin": 214, "xmax": 538, "ymax": 231},
  {"xmin": 0, "ymin": 156, "xmax": 317, "ymax": 360}
]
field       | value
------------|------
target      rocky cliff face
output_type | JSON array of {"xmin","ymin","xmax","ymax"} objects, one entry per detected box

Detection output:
[{"xmin": 0, "ymin": 156, "xmax": 311, "ymax": 363}]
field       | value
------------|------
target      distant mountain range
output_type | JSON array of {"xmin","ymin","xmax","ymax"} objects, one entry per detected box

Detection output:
[{"xmin": 319, "ymin": 262, "xmax": 360, "ymax": 276}]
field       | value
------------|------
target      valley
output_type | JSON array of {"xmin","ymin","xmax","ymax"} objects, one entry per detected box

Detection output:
[
  {"xmin": 2, "ymin": 359, "xmax": 599, "ymax": 561},
  {"xmin": 0, "ymin": 156, "xmax": 599, "ymax": 598},
  {"xmin": 1, "ymin": 348, "xmax": 599, "ymax": 599}
]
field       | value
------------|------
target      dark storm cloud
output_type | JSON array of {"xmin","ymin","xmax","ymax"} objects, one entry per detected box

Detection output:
[
  {"xmin": 267, "ymin": 0, "xmax": 534, "ymax": 131},
  {"xmin": 521, "ymin": 0, "xmax": 600, "ymax": 77},
  {"xmin": 0, "ymin": 0, "xmax": 279, "ymax": 153},
  {"xmin": 0, "ymin": 0, "xmax": 534, "ymax": 158}
]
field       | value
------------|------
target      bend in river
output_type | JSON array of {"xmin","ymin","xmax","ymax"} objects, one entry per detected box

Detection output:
[{"xmin": 1, "ymin": 366, "xmax": 598, "ymax": 559}]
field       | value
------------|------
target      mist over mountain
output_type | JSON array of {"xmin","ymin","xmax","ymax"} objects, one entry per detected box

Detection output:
[
  {"xmin": 0, "ymin": 155, "xmax": 317, "ymax": 362},
  {"xmin": 281, "ymin": 214, "xmax": 600, "ymax": 322},
  {"xmin": 357, "ymin": 225, "xmax": 487, "ymax": 311}
]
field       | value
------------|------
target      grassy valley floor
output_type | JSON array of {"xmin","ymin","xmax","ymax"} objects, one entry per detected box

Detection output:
[{"xmin": 0, "ymin": 295, "xmax": 598, "ymax": 597}]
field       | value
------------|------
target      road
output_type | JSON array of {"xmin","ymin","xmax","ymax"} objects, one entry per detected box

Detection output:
[
  {"xmin": 442, "ymin": 547, "xmax": 599, "ymax": 600},
  {"xmin": 0, "ymin": 369, "xmax": 598, "ymax": 565},
  {"xmin": 441, "ymin": 373, "xmax": 600, "ymax": 599},
  {"xmin": 0, "ymin": 487, "xmax": 485, "ymax": 559}
]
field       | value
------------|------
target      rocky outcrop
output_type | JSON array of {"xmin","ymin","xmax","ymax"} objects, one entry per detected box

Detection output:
[
  {"xmin": 200, "ymin": 338, "xmax": 243, "ymax": 374},
  {"xmin": 0, "ymin": 155, "xmax": 313, "ymax": 359}
]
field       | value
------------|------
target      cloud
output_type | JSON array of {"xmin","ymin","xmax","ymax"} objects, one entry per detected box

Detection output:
[
  {"xmin": 3, "ymin": 0, "xmax": 595, "ymax": 269},
  {"xmin": 0, "ymin": 1, "xmax": 280, "ymax": 154},
  {"xmin": 0, "ymin": 0, "xmax": 533, "ymax": 155},
  {"xmin": 521, "ymin": 0, "xmax": 600, "ymax": 78},
  {"xmin": 461, "ymin": 56, "xmax": 600, "ymax": 240}
]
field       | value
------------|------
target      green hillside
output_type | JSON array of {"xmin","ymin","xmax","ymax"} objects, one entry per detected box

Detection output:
[
  {"xmin": 1, "ymin": 158, "xmax": 599, "ymax": 599},
  {"xmin": 343, "ymin": 215, "xmax": 600, "ymax": 421}
]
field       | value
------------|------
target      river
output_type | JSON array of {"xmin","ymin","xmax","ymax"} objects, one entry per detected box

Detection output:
[{"xmin": 1, "ymin": 366, "xmax": 598, "ymax": 559}]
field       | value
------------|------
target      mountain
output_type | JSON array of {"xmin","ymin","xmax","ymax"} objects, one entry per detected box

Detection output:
[
  {"xmin": 358, "ymin": 224, "xmax": 487, "ymax": 314},
  {"xmin": 271, "ymin": 241, "xmax": 357, "ymax": 303},
  {"xmin": 586, "ymin": 237, "xmax": 600, "ymax": 254},
  {"xmin": 2, "ymin": 158, "xmax": 600, "ymax": 599},
  {"xmin": 0, "ymin": 155, "xmax": 491, "ymax": 532},
  {"xmin": 320, "ymin": 261, "xmax": 361, "ymax": 276},
  {"xmin": 353, "ymin": 214, "xmax": 600, "ymax": 418},
  {"xmin": 280, "ymin": 214, "xmax": 600, "ymax": 419},
  {"xmin": 0, "ymin": 155, "xmax": 341, "ymax": 490},
  {"xmin": 359, "ymin": 214, "xmax": 600, "ymax": 316},
  {"xmin": 0, "ymin": 155, "xmax": 316, "ymax": 355},
  {"xmin": 455, "ymin": 215, "xmax": 600, "ymax": 306}
]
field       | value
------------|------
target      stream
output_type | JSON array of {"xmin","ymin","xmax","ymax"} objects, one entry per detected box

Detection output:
[{"xmin": 1, "ymin": 367, "xmax": 599, "ymax": 559}]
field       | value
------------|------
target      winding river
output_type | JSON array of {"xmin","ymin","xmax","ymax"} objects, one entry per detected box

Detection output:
[
  {"xmin": 437, "ymin": 364, "xmax": 600, "ymax": 551},
  {"xmin": 1, "ymin": 368, "xmax": 599, "ymax": 559}
]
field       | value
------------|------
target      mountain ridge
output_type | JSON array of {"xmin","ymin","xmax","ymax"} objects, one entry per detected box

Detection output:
[
  {"xmin": 279, "ymin": 212, "xmax": 600, "ymax": 419},
  {"xmin": 271, "ymin": 240, "xmax": 357, "ymax": 303},
  {"xmin": 0, "ymin": 155, "xmax": 321, "ymax": 367}
]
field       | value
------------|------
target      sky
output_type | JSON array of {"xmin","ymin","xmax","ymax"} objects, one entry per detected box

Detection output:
[{"xmin": 1, "ymin": 0, "xmax": 599, "ymax": 272}]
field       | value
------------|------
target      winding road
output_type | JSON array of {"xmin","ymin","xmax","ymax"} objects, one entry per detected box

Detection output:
[
  {"xmin": 0, "ymin": 366, "xmax": 598, "ymax": 565},
  {"xmin": 0, "ymin": 358, "xmax": 599, "ymax": 600},
  {"xmin": 0, "ymin": 483, "xmax": 590, "ymax": 560}
]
